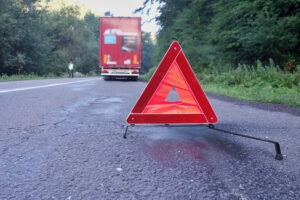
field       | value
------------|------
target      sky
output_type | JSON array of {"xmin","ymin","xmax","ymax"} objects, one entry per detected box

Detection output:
[{"xmin": 75, "ymin": 0, "xmax": 160, "ymax": 34}]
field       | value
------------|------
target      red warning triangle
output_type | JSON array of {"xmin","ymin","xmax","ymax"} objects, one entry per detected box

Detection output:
[{"xmin": 127, "ymin": 41, "xmax": 218, "ymax": 124}]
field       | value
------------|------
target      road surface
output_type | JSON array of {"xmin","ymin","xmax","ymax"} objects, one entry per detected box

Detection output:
[{"xmin": 0, "ymin": 77, "xmax": 299, "ymax": 199}]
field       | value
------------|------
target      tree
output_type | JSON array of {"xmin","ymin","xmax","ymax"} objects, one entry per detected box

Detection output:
[
  {"xmin": 139, "ymin": 0, "xmax": 300, "ymax": 71},
  {"xmin": 0, "ymin": 1, "xmax": 100, "ymax": 76},
  {"xmin": 141, "ymin": 32, "xmax": 155, "ymax": 74},
  {"xmin": 0, "ymin": 0, "xmax": 52, "ymax": 75},
  {"xmin": 45, "ymin": 5, "xmax": 99, "ymax": 75},
  {"xmin": 209, "ymin": 0, "xmax": 300, "ymax": 68}
]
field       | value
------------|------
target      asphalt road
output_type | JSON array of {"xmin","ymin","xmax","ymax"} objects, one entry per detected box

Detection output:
[{"xmin": 0, "ymin": 77, "xmax": 299, "ymax": 199}]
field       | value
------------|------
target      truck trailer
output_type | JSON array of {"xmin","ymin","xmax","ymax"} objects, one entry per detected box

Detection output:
[{"xmin": 99, "ymin": 17, "xmax": 142, "ymax": 81}]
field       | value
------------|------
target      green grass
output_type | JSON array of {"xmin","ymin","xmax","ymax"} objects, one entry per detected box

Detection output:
[
  {"xmin": 0, "ymin": 74, "xmax": 40, "ymax": 81},
  {"xmin": 198, "ymin": 63, "xmax": 300, "ymax": 107},
  {"xmin": 141, "ymin": 67, "xmax": 157, "ymax": 81},
  {"xmin": 202, "ymin": 83, "xmax": 299, "ymax": 107},
  {"xmin": 0, "ymin": 73, "xmax": 70, "ymax": 82}
]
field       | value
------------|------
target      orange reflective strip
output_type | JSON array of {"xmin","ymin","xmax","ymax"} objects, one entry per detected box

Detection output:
[
  {"xmin": 133, "ymin": 55, "xmax": 137, "ymax": 64},
  {"xmin": 103, "ymin": 55, "xmax": 107, "ymax": 64},
  {"xmin": 143, "ymin": 61, "xmax": 202, "ymax": 114}
]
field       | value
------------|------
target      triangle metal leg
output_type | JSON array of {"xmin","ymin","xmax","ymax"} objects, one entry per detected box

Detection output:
[
  {"xmin": 208, "ymin": 125, "xmax": 283, "ymax": 160},
  {"xmin": 123, "ymin": 126, "xmax": 129, "ymax": 139},
  {"xmin": 123, "ymin": 124, "xmax": 135, "ymax": 139}
]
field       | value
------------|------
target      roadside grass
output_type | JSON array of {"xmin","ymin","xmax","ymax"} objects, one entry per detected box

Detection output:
[
  {"xmin": 198, "ymin": 62, "xmax": 300, "ymax": 107},
  {"xmin": 143, "ymin": 61, "xmax": 300, "ymax": 107},
  {"xmin": 142, "ymin": 67, "xmax": 157, "ymax": 81},
  {"xmin": 202, "ymin": 84, "xmax": 299, "ymax": 107},
  {"xmin": 0, "ymin": 74, "xmax": 41, "ymax": 81},
  {"xmin": 0, "ymin": 72, "xmax": 92, "ymax": 82}
]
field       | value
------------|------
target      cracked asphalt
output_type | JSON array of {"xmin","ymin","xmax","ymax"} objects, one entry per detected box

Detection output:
[{"xmin": 0, "ymin": 77, "xmax": 299, "ymax": 199}]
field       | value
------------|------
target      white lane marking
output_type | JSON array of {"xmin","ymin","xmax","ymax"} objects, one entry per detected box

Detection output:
[{"xmin": 0, "ymin": 78, "xmax": 99, "ymax": 94}]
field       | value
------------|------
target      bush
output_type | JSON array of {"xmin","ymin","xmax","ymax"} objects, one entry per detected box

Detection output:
[{"xmin": 197, "ymin": 60, "xmax": 300, "ymax": 106}]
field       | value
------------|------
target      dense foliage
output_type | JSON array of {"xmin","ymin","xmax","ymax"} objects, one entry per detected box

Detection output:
[
  {"xmin": 0, "ymin": 0, "xmax": 99, "ymax": 76},
  {"xmin": 140, "ymin": 0, "xmax": 299, "ymax": 72},
  {"xmin": 141, "ymin": 32, "xmax": 155, "ymax": 74},
  {"xmin": 139, "ymin": 0, "xmax": 299, "ymax": 106}
]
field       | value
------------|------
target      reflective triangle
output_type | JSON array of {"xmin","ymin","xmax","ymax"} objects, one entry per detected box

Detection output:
[{"xmin": 127, "ymin": 41, "xmax": 218, "ymax": 124}]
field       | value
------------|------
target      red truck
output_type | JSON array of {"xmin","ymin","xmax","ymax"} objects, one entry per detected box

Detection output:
[{"xmin": 99, "ymin": 17, "xmax": 142, "ymax": 81}]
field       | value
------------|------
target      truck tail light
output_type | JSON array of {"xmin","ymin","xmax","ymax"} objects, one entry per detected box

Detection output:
[
  {"xmin": 132, "ymin": 70, "xmax": 139, "ymax": 74},
  {"xmin": 102, "ymin": 69, "xmax": 108, "ymax": 73}
]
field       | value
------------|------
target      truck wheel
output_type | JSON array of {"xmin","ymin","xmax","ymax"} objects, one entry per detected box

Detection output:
[{"xmin": 103, "ymin": 76, "xmax": 110, "ymax": 81}]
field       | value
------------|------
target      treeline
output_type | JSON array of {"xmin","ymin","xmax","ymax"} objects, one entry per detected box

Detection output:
[
  {"xmin": 141, "ymin": 0, "xmax": 299, "ymax": 72},
  {"xmin": 0, "ymin": 0, "xmax": 99, "ymax": 76}
]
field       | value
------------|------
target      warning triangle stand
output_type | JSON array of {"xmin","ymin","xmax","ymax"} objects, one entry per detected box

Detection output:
[
  {"xmin": 123, "ymin": 41, "xmax": 283, "ymax": 161},
  {"xmin": 126, "ymin": 41, "xmax": 218, "ymax": 125}
]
